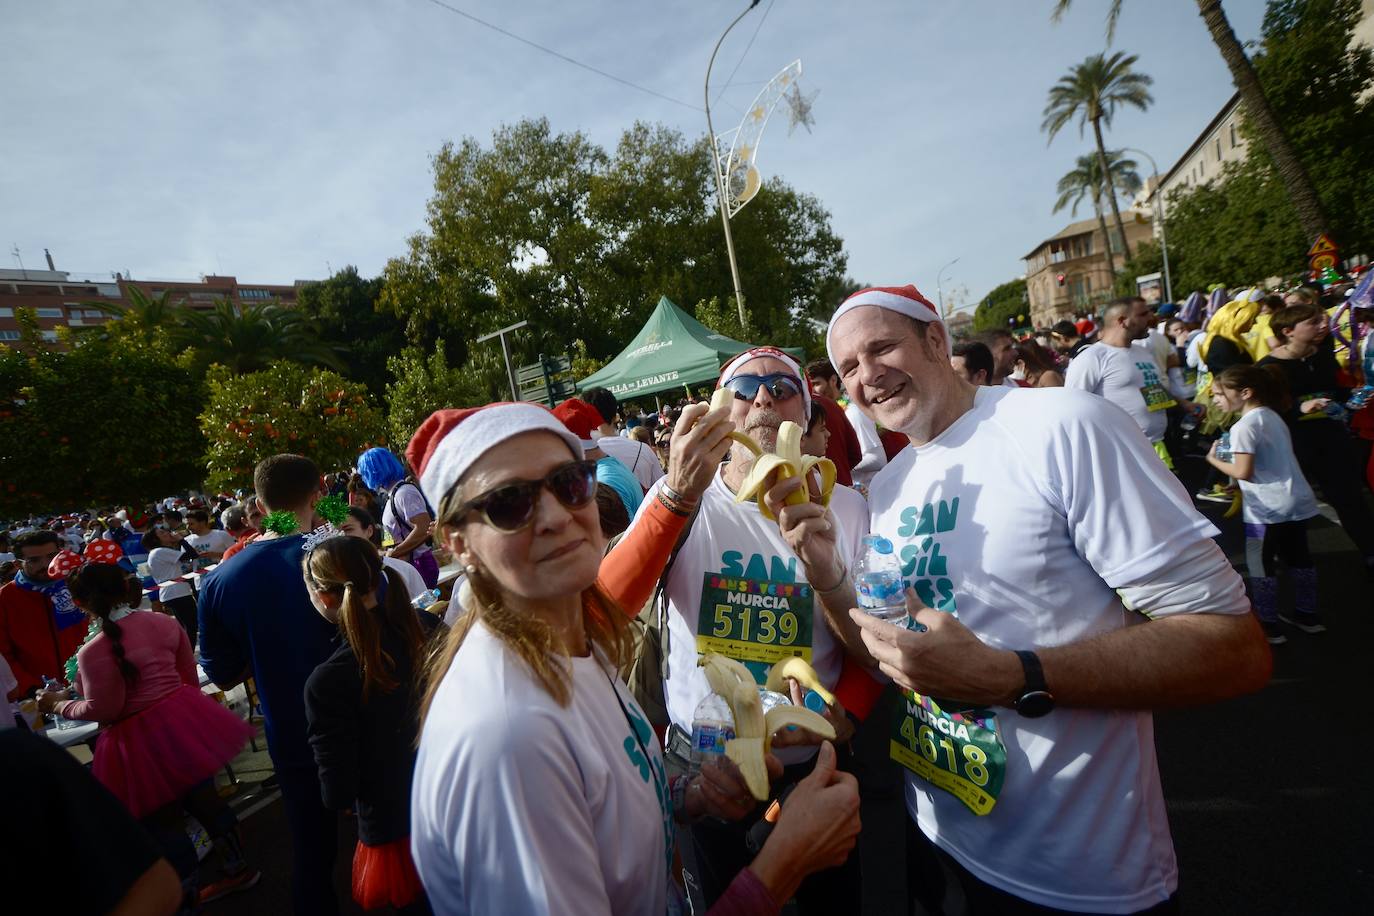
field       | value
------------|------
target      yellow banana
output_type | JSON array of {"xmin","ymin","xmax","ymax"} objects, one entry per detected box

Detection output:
[
  {"xmin": 710, "ymin": 387, "xmax": 765, "ymax": 457},
  {"xmin": 698, "ymin": 653, "xmax": 836, "ymax": 800},
  {"xmin": 1223, "ymin": 490, "xmax": 1242, "ymax": 519},
  {"xmin": 765, "ymin": 657, "xmax": 836, "ymax": 708},
  {"xmin": 727, "ymin": 416, "xmax": 837, "ymax": 521}
]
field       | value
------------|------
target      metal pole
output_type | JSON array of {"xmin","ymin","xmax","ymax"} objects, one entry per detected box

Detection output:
[
  {"xmin": 1122, "ymin": 147, "xmax": 1172, "ymax": 303},
  {"xmin": 937, "ymin": 256, "xmax": 961, "ymax": 318},
  {"xmin": 477, "ymin": 320, "xmax": 529, "ymax": 402},
  {"xmin": 705, "ymin": 1, "xmax": 759, "ymax": 332}
]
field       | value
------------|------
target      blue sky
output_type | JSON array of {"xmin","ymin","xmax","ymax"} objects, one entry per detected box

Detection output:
[{"xmin": 1, "ymin": 0, "xmax": 1265, "ymax": 313}]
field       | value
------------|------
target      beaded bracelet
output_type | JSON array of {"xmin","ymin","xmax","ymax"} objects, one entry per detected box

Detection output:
[{"xmin": 657, "ymin": 490, "xmax": 693, "ymax": 517}]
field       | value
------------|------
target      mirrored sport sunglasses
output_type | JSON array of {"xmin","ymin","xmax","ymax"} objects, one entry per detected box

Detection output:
[
  {"xmin": 722, "ymin": 373, "xmax": 803, "ymax": 402},
  {"xmin": 457, "ymin": 459, "xmax": 598, "ymax": 532}
]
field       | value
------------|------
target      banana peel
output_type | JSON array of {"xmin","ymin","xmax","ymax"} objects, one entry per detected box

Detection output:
[
  {"xmin": 765, "ymin": 657, "xmax": 836, "ymax": 708},
  {"xmin": 698, "ymin": 652, "xmax": 836, "ymax": 800},
  {"xmin": 1223, "ymin": 490, "xmax": 1242, "ymax": 519},
  {"xmin": 709, "ymin": 387, "xmax": 837, "ymax": 520}
]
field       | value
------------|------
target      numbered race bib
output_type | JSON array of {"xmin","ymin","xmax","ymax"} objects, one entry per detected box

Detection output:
[
  {"xmin": 696, "ymin": 572, "xmax": 813, "ymax": 682},
  {"xmin": 1184, "ymin": 369, "xmax": 1198, "ymax": 389},
  {"xmin": 1140, "ymin": 381, "xmax": 1177, "ymax": 412},
  {"xmin": 890, "ymin": 691, "xmax": 1006, "ymax": 816}
]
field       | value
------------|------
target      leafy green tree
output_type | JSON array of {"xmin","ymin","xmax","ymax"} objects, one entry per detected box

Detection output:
[
  {"xmin": 383, "ymin": 341, "xmax": 508, "ymax": 449},
  {"xmin": 200, "ymin": 362, "xmax": 384, "ymax": 491},
  {"xmin": 1043, "ymin": 52, "xmax": 1154, "ymax": 272},
  {"xmin": 972, "ymin": 279, "xmax": 1030, "ymax": 332},
  {"xmin": 1052, "ymin": 0, "xmax": 1330, "ymax": 239},
  {"xmin": 382, "ymin": 117, "xmax": 848, "ymax": 374},
  {"xmin": 174, "ymin": 300, "xmax": 347, "ymax": 375},
  {"xmin": 295, "ymin": 267, "xmax": 405, "ymax": 398},
  {"xmin": 0, "ymin": 335, "xmax": 204, "ymax": 516},
  {"xmin": 76, "ymin": 287, "xmax": 183, "ymax": 348},
  {"xmin": 1053, "ymin": 151, "xmax": 1142, "ymax": 270}
]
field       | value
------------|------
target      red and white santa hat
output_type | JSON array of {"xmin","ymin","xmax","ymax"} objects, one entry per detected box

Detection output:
[
  {"xmin": 552, "ymin": 398, "xmax": 606, "ymax": 450},
  {"xmin": 825, "ymin": 285, "xmax": 948, "ymax": 365},
  {"xmin": 717, "ymin": 346, "xmax": 812, "ymax": 419},
  {"xmin": 406, "ymin": 403, "xmax": 584, "ymax": 508}
]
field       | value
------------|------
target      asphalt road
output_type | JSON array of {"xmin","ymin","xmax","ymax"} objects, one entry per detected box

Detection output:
[{"xmin": 201, "ymin": 457, "xmax": 1374, "ymax": 916}]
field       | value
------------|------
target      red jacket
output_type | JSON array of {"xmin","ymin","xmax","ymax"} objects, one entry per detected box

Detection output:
[
  {"xmin": 814, "ymin": 395, "xmax": 862, "ymax": 488},
  {"xmin": 0, "ymin": 581, "xmax": 89, "ymax": 700}
]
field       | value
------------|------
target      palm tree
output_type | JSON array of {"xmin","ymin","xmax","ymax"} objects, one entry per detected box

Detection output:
[
  {"xmin": 172, "ymin": 299, "xmax": 347, "ymax": 374},
  {"xmin": 1053, "ymin": 151, "xmax": 1142, "ymax": 278},
  {"xmin": 77, "ymin": 286, "xmax": 184, "ymax": 342},
  {"xmin": 1043, "ymin": 52, "xmax": 1153, "ymax": 267},
  {"xmin": 1052, "ymin": 0, "xmax": 1329, "ymax": 239}
]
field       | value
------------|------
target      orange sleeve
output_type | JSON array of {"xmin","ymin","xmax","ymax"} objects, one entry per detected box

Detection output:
[
  {"xmin": 832, "ymin": 654, "xmax": 886, "ymax": 722},
  {"xmin": 597, "ymin": 495, "xmax": 689, "ymax": 618}
]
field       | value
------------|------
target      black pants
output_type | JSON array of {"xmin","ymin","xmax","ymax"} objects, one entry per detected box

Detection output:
[
  {"xmin": 906, "ymin": 818, "xmax": 1179, "ymax": 915},
  {"xmin": 163, "ymin": 594, "xmax": 199, "ymax": 651},
  {"xmin": 141, "ymin": 779, "xmax": 243, "ymax": 883},
  {"xmin": 1245, "ymin": 519, "xmax": 1313, "ymax": 578},
  {"xmin": 686, "ymin": 745, "xmax": 862, "ymax": 915},
  {"xmin": 276, "ymin": 763, "xmax": 339, "ymax": 916},
  {"xmin": 1294, "ymin": 421, "xmax": 1374, "ymax": 558}
]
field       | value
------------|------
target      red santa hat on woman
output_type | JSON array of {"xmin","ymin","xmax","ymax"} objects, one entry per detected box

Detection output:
[
  {"xmin": 825, "ymin": 285, "xmax": 949, "ymax": 366},
  {"xmin": 405, "ymin": 403, "xmax": 584, "ymax": 508}
]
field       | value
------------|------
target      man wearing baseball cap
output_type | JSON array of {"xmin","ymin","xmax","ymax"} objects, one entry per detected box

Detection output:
[
  {"xmin": 553, "ymin": 398, "xmax": 643, "ymax": 519},
  {"xmin": 619, "ymin": 345, "xmax": 877, "ymax": 912},
  {"xmin": 775, "ymin": 284, "xmax": 1271, "ymax": 913}
]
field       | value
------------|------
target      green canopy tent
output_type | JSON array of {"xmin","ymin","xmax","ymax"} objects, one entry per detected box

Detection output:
[{"xmin": 577, "ymin": 296, "xmax": 803, "ymax": 400}]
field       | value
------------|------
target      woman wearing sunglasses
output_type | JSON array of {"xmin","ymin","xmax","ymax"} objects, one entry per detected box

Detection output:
[{"xmin": 406, "ymin": 402, "xmax": 860, "ymax": 916}]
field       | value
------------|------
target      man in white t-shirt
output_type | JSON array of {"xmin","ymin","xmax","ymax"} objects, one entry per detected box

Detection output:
[
  {"xmin": 623, "ymin": 346, "xmax": 870, "ymax": 911},
  {"xmin": 582, "ymin": 386, "xmax": 666, "ymax": 494},
  {"xmin": 1065, "ymin": 298, "xmax": 1196, "ymax": 463},
  {"xmin": 184, "ymin": 509, "xmax": 235, "ymax": 561},
  {"xmin": 779, "ymin": 284, "xmax": 1271, "ymax": 914}
]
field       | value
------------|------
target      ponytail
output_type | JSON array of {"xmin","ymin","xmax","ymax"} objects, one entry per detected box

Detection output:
[
  {"xmin": 304, "ymin": 537, "xmax": 429, "ymax": 701},
  {"xmin": 67, "ymin": 564, "xmax": 141, "ymax": 685}
]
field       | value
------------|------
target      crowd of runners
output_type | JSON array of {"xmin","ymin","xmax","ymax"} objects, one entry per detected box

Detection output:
[{"xmin": 4, "ymin": 275, "xmax": 1373, "ymax": 915}]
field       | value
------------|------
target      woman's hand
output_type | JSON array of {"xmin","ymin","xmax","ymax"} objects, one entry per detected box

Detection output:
[
  {"xmin": 686, "ymin": 752, "xmax": 783, "ymax": 822},
  {"xmin": 36, "ymin": 688, "xmax": 72, "ymax": 714},
  {"xmin": 664, "ymin": 400, "xmax": 736, "ymax": 503},
  {"xmin": 747, "ymin": 742, "xmax": 861, "ymax": 902}
]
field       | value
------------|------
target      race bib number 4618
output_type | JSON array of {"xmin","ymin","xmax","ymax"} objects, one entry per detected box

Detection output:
[{"xmin": 890, "ymin": 691, "xmax": 1007, "ymax": 816}]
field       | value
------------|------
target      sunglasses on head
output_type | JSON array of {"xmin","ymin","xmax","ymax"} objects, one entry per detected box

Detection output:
[
  {"xmin": 457, "ymin": 459, "xmax": 598, "ymax": 532},
  {"xmin": 723, "ymin": 373, "xmax": 803, "ymax": 402}
]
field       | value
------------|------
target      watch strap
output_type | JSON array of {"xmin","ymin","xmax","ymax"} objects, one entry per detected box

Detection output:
[{"xmin": 1014, "ymin": 649, "xmax": 1047, "ymax": 695}]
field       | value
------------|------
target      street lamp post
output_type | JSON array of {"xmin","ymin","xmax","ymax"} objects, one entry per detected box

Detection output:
[
  {"xmin": 1121, "ymin": 146, "xmax": 1173, "ymax": 304},
  {"xmin": 937, "ymin": 256, "xmax": 961, "ymax": 318},
  {"xmin": 705, "ymin": 1, "xmax": 760, "ymax": 332}
]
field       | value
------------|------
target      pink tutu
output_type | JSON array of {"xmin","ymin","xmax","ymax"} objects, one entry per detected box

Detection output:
[{"xmin": 92, "ymin": 683, "xmax": 254, "ymax": 819}]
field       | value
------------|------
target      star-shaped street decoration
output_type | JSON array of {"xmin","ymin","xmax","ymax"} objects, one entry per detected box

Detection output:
[{"xmin": 784, "ymin": 83, "xmax": 818, "ymax": 135}]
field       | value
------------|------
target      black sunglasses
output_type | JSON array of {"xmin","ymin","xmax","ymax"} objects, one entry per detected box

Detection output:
[
  {"xmin": 723, "ymin": 373, "xmax": 803, "ymax": 402},
  {"xmin": 457, "ymin": 460, "xmax": 598, "ymax": 532}
]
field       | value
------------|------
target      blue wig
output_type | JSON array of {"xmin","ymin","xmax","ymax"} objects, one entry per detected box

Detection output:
[{"xmin": 357, "ymin": 447, "xmax": 406, "ymax": 492}]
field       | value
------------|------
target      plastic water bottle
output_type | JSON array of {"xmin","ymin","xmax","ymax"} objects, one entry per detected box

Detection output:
[
  {"xmin": 854, "ymin": 534, "xmax": 908, "ymax": 626},
  {"xmin": 412, "ymin": 588, "xmax": 441, "ymax": 611},
  {"xmin": 689, "ymin": 692, "xmax": 735, "ymax": 775}
]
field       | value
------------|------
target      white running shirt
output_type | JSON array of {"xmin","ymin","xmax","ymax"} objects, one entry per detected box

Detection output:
[
  {"xmin": 411, "ymin": 623, "xmax": 672, "ymax": 916},
  {"xmin": 867, "ymin": 385, "xmax": 1242, "ymax": 913},
  {"xmin": 1065, "ymin": 341, "xmax": 1169, "ymax": 443}
]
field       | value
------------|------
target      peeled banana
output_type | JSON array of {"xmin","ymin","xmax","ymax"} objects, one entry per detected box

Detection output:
[
  {"xmin": 1224, "ymin": 490, "xmax": 1242, "ymax": 519},
  {"xmin": 699, "ymin": 652, "xmax": 836, "ymax": 800},
  {"xmin": 708, "ymin": 387, "xmax": 837, "ymax": 520},
  {"xmin": 765, "ymin": 657, "xmax": 836, "ymax": 708}
]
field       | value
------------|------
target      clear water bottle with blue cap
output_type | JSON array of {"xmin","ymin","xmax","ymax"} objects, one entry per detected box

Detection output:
[
  {"xmin": 689, "ymin": 692, "xmax": 735, "ymax": 775},
  {"xmin": 854, "ymin": 534, "xmax": 908, "ymax": 627}
]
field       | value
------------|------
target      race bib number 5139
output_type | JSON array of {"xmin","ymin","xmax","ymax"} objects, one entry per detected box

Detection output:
[{"xmin": 695, "ymin": 573, "xmax": 813, "ymax": 676}]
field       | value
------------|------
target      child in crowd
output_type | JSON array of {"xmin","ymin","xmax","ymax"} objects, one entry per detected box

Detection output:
[
  {"xmin": 1206, "ymin": 365, "xmax": 1323, "ymax": 644},
  {"xmin": 35, "ymin": 563, "xmax": 257, "ymax": 905},
  {"xmin": 339, "ymin": 506, "xmax": 430, "ymax": 601},
  {"xmin": 302, "ymin": 534, "xmax": 441, "ymax": 915}
]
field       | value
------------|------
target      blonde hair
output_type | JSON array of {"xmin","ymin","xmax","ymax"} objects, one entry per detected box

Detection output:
[{"xmin": 418, "ymin": 484, "xmax": 635, "ymax": 722}]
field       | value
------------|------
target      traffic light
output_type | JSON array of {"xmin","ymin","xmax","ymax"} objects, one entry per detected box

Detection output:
[{"xmin": 1056, "ymin": 273, "xmax": 1066, "ymax": 287}]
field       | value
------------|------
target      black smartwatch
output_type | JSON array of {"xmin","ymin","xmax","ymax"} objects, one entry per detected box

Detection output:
[{"xmin": 1013, "ymin": 650, "xmax": 1055, "ymax": 718}]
